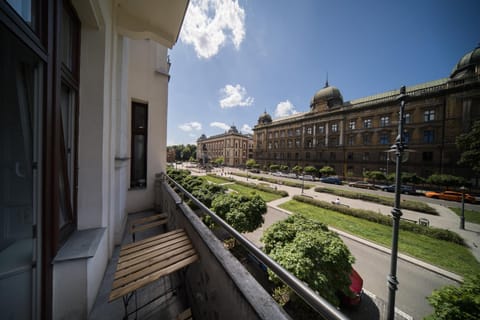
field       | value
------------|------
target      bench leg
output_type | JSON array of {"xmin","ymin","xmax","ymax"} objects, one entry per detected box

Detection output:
[{"xmin": 121, "ymin": 291, "xmax": 138, "ymax": 320}]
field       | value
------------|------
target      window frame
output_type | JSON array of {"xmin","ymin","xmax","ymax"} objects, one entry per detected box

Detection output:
[{"xmin": 130, "ymin": 102, "xmax": 149, "ymax": 189}]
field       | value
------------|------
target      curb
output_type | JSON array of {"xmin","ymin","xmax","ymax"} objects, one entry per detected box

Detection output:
[{"xmin": 268, "ymin": 204, "xmax": 464, "ymax": 284}]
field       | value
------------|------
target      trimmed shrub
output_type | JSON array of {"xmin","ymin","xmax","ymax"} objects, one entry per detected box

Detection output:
[
  {"xmin": 314, "ymin": 186, "xmax": 437, "ymax": 215},
  {"xmin": 293, "ymin": 195, "xmax": 464, "ymax": 245}
]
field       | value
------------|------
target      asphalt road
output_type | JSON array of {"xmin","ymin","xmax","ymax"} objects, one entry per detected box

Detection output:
[{"xmin": 341, "ymin": 236, "xmax": 458, "ymax": 320}]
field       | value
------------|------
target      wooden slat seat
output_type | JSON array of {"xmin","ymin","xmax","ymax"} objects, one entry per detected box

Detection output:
[
  {"xmin": 109, "ymin": 229, "xmax": 199, "ymax": 303},
  {"xmin": 177, "ymin": 308, "xmax": 193, "ymax": 320},
  {"xmin": 129, "ymin": 213, "xmax": 168, "ymax": 241}
]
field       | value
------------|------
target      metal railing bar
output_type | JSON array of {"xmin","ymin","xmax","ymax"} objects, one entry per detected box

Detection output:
[{"xmin": 163, "ymin": 173, "xmax": 348, "ymax": 320}]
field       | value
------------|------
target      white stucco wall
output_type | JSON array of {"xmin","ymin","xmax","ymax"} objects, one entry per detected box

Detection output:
[{"xmin": 126, "ymin": 40, "xmax": 170, "ymax": 213}]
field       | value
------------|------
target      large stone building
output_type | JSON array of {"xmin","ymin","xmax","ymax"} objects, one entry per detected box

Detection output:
[
  {"xmin": 197, "ymin": 125, "xmax": 253, "ymax": 167},
  {"xmin": 253, "ymin": 46, "xmax": 480, "ymax": 181}
]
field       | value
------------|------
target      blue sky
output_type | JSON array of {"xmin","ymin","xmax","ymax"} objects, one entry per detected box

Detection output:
[{"xmin": 167, "ymin": 0, "xmax": 479, "ymax": 146}]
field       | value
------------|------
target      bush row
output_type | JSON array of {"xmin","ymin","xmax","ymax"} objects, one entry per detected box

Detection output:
[
  {"xmin": 293, "ymin": 195, "xmax": 464, "ymax": 245},
  {"xmin": 232, "ymin": 172, "xmax": 313, "ymax": 189},
  {"xmin": 314, "ymin": 186, "xmax": 437, "ymax": 215},
  {"xmin": 207, "ymin": 174, "xmax": 289, "ymax": 197}
]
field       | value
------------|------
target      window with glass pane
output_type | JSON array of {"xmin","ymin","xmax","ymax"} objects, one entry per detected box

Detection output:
[
  {"xmin": 363, "ymin": 119, "xmax": 372, "ymax": 128},
  {"xmin": 331, "ymin": 123, "xmax": 338, "ymax": 132},
  {"xmin": 349, "ymin": 120, "xmax": 356, "ymax": 130},
  {"xmin": 380, "ymin": 116, "xmax": 390, "ymax": 127},
  {"xmin": 380, "ymin": 133, "xmax": 389, "ymax": 145},
  {"xmin": 423, "ymin": 130, "xmax": 435, "ymax": 143},
  {"xmin": 404, "ymin": 113, "xmax": 412, "ymax": 124},
  {"xmin": 6, "ymin": 0, "xmax": 37, "ymax": 30},
  {"xmin": 424, "ymin": 110, "xmax": 435, "ymax": 122},
  {"xmin": 131, "ymin": 102, "xmax": 148, "ymax": 188}
]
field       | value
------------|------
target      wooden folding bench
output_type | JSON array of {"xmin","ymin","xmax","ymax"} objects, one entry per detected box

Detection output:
[
  {"xmin": 109, "ymin": 229, "xmax": 199, "ymax": 319},
  {"xmin": 129, "ymin": 213, "xmax": 168, "ymax": 242}
]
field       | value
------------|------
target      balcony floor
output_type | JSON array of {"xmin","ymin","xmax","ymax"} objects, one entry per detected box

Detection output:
[{"xmin": 88, "ymin": 211, "xmax": 190, "ymax": 320}]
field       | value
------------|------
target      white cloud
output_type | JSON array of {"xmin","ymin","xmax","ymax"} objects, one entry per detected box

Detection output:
[
  {"xmin": 210, "ymin": 121, "xmax": 230, "ymax": 131},
  {"xmin": 179, "ymin": 121, "xmax": 202, "ymax": 131},
  {"xmin": 241, "ymin": 124, "xmax": 252, "ymax": 134},
  {"xmin": 180, "ymin": 0, "xmax": 246, "ymax": 59},
  {"xmin": 219, "ymin": 84, "xmax": 254, "ymax": 108},
  {"xmin": 274, "ymin": 100, "xmax": 298, "ymax": 118}
]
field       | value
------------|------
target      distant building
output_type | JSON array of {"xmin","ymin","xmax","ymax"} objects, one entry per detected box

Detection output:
[
  {"xmin": 253, "ymin": 46, "xmax": 480, "ymax": 181},
  {"xmin": 197, "ymin": 125, "xmax": 253, "ymax": 167},
  {"xmin": 167, "ymin": 147, "xmax": 177, "ymax": 163}
]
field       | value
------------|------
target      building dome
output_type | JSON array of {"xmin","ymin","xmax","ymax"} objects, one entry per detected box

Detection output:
[
  {"xmin": 450, "ymin": 45, "xmax": 480, "ymax": 79},
  {"xmin": 197, "ymin": 133, "xmax": 207, "ymax": 141},
  {"xmin": 310, "ymin": 82, "xmax": 343, "ymax": 111},
  {"xmin": 257, "ymin": 111, "xmax": 272, "ymax": 125},
  {"xmin": 227, "ymin": 125, "xmax": 239, "ymax": 134}
]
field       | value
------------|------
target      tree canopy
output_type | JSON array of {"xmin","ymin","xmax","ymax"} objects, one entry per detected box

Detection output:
[
  {"xmin": 456, "ymin": 120, "xmax": 480, "ymax": 176},
  {"xmin": 262, "ymin": 215, "xmax": 354, "ymax": 307},
  {"xmin": 426, "ymin": 274, "xmax": 480, "ymax": 320},
  {"xmin": 245, "ymin": 159, "xmax": 257, "ymax": 168},
  {"xmin": 319, "ymin": 166, "xmax": 335, "ymax": 176},
  {"xmin": 211, "ymin": 193, "xmax": 266, "ymax": 233},
  {"xmin": 304, "ymin": 166, "xmax": 318, "ymax": 175}
]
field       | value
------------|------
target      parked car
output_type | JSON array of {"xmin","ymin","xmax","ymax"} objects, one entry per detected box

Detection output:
[
  {"xmin": 425, "ymin": 190, "xmax": 477, "ymax": 203},
  {"xmin": 319, "ymin": 176, "xmax": 342, "ymax": 185},
  {"xmin": 348, "ymin": 181, "xmax": 376, "ymax": 190},
  {"xmin": 302, "ymin": 174, "xmax": 315, "ymax": 181},
  {"xmin": 339, "ymin": 268, "xmax": 363, "ymax": 307},
  {"xmin": 380, "ymin": 184, "xmax": 416, "ymax": 195},
  {"xmin": 248, "ymin": 169, "xmax": 260, "ymax": 173}
]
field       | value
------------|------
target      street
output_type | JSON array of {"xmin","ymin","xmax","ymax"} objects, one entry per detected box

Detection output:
[{"xmin": 342, "ymin": 236, "xmax": 457, "ymax": 320}]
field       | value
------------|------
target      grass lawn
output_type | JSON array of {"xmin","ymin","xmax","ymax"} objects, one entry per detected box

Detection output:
[
  {"xmin": 279, "ymin": 200, "xmax": 480, "ymax": 278},
  {"xmin": 203, "ymin": 175, "xmax": 283, "ymax": 203},
  {"xmin": 203, "ymin": 175, "xmax": 232, "ymax": 185},
  {"xmin": 450, "ymin": 207, "xmax": 480, "ymax": 225}
]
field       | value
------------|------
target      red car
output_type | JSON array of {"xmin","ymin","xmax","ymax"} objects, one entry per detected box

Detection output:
[{"xmin": 340, "ymin": 268, "xmax": 364, "ymax": 307}]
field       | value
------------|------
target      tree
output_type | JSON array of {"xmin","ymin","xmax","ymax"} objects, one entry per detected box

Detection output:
[
  {"xmin": 292, "ymin": 165, "xmax": 303, "ymax": 174},
  {"xmin": 269, "ymin": 164, "xmax": 280, "ymax": 172},
  {"xmin": 427, "ymin": 174, "xmax": 466, "ymax": 189},
  {"xmin": 364, "ymin": 170, "xmax": 386, "ymax": 185},
  {"xmin": 456, "ymin": 120, "xmax": 480, "ymax": 176},
  {"xmin": 426, "ymin": 274, "xmax": 480, "ymax": 320},
  {"xmin": 246, "ymin": 159, "xmax": 257, "ymax": 168},
  {"xmin": 304, "ymin": 165, "xmax": 318, "ymax": 176},
  {"xmin": 262, "ymin": 215, "xmax": 354, "ymax": 308},
  {"xmin": 280, "ymin": 165, "xmax": 289, "ymax": 172},
  {"xmin": 319, "ymin": 166, "xmax": 335, "ymax": 177},
  {"xmin": 214, "ymin": 156, "xmax": 224, "ymax": 166},
  {"xmin": 211, "ymin": 193, "xmax": 266, "ymax": 233}
]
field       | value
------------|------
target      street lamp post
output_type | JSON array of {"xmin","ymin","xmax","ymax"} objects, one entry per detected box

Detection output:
[
  {"xmin": 460, "ymin": 186, "xmax": 466, "ymax": 229},
  {"xmin": 387, "ymin": 86, "xmax": 408, "ymax": 320}
]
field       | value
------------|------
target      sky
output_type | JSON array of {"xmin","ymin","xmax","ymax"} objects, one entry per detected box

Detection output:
[{"xmin": 166, "ymin": 0, "xmax": 480, "ymax": 146}]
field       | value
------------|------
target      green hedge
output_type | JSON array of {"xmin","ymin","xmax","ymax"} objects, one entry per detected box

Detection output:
[
  {"xmin": 232, "ymin": 172, "xmax": 314, "ymax": 189},
  {"xmin": 293, "ymin": 195, "xmax": 464, "ymax": 245},
  {"xmin": 314, "ymin": 186, "xmax": 437, "ymax": 215},
  {"xmin": 207, "ymin": 174, "xmax": 289, "ymax": 197}
]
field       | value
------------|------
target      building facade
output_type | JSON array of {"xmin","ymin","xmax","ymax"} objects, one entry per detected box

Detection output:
[
  {"xmin": 197, "ymin": 125, "xmax": 253, "ymax": 167},
  {"xmin": 0, "ymin": 1, "xmax": 188, "ymax": 319},
  {"xmin": 253, "ymin": 47, "xmax": 480, "ymax": 181}
]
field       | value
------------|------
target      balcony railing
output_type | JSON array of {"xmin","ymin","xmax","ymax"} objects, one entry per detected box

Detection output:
[{"xmin": 156, "ymin": 172, "xmax": 348, "ymax": 320}]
